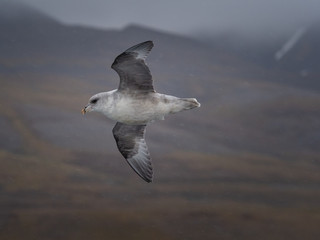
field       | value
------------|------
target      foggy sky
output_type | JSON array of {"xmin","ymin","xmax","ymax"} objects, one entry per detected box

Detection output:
[{"xmin": 15, "ymin": 0, "xmax": 320, "ymax": 37}]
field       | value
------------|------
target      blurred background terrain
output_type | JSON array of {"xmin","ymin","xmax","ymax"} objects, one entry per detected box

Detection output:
[{"xmin": 0, "ymin": 0, "xmax": 319, "ymax": 239}]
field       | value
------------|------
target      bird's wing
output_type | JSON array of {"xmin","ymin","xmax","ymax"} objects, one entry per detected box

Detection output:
[
  {"xmin": 111, "ymin": 41, "xmax": 155, "ymax": 93},
  {"xmin": 112, "ymin": 122, "xmax": 153, "ymax": 183}
]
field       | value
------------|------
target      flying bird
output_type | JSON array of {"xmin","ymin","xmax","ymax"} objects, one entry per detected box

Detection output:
[{"xmin": 82, "ymin": 41, "xmax": 200, "ymax": 183}]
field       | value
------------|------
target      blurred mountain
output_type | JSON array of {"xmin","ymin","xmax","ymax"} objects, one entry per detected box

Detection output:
[
  {"xmin": 2, "ymin": 0, "xmax": 320, "ymax": 90},
  {"xmin": 274, "ymin": 23, "xmax": 320, "ymax": 76},
  {"xmin": 199, "ymin": 21, "xmax": 320, "ymax": 90},
  {"xmin": 0, "ymin": 0, "xmax": 61, "ymax": 55},
  {"xmin": 0, "ymin": 2, "xmax": 319, "ymax": 240},
  {"xmin": 0, "ymin": 0, "xmax": 319, "ymax": 177}
]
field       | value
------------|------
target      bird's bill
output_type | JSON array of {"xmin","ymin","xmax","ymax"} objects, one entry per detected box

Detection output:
[{"xmin": 81, "ymin": 105, "xmax": 92, "ymax": 115}]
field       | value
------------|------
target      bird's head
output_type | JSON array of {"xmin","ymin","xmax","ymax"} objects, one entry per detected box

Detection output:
[{"xmin": 82, "ymin": 92, "xmax": 108, "ymax": 115}]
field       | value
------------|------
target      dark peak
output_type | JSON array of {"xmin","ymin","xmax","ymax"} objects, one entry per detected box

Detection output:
[
  {"xmin": 0, "ymin": 0, "xmax": 59, "ymax": 25},
  {"xmin": 121, "ymin": 23, "xmax": 197, "ymax": 45},
  {"xmin": 123, "ymin": 23, "xmax": 185, "ymax": 37},
  {"xmin": 123, "ymin": 24, "xmax": 160, "ymax": 33},
  {"xmin": 0, "ymin": 0, "xmax": 37, "ymax": 18}
]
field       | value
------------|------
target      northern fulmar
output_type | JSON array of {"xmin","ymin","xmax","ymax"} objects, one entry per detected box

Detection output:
[{"xmin": 82, "ymin": 41, "xmax": 200, "ymax": 183}]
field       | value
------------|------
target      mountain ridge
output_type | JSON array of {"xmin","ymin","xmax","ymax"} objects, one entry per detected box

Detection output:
[
  {"xmin": 0, "ymin": 2, "xmax": 318, "ymax": 157},
  {"xmin": 2, "ymin": 0, "xmax": 320, "ymax": 85}
]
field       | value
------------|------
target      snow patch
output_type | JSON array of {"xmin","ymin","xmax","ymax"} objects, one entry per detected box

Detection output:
[{"xmin": 275, "ymin": 27, "xmax": 306, "ymax": 61}]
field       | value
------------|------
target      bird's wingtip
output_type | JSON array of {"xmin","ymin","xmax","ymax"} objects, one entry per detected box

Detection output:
[
  {"xmin": 145, "ymin": 176, "xmax": 153, "ymax": 183},
  {"xmin": 124, "ymin": 40, "xmax": 154, "ymax": 60}
]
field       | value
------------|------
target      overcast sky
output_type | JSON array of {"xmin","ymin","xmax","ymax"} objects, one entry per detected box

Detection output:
[{"xmin": 16, "ymin": 0, "xmax": 320, "ymax": 37}]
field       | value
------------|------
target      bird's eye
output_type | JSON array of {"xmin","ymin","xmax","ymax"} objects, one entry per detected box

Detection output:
[{"xmin": 90, "ymin": 98, "xmax": 98, "ymax": 104}]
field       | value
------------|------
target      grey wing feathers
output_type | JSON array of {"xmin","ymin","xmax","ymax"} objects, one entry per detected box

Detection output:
[
  {"xmin": 112, "ymin": 122, "xmax": 153, "ymax": 183},
  {"xmin": 124, "ymin": 40, "xmax": 154, "ymax": 60},
  {"xmin": 111, "ymin": 41, "xmax": 155, "ymax": 93}
]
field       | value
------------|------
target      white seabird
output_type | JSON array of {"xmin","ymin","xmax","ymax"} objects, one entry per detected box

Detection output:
[{"xmin": 82, "ymin": 41, "xmax": 200, "ymax": 183}]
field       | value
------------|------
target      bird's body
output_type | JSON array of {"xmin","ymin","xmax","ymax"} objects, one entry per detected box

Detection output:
[
  {"xmin": 89, "ymin": 90, "xmax": 199, "ymax": 125},
  {"xmin": 82, "ymin": 41, "xmax": 200, "ymax": 182}
]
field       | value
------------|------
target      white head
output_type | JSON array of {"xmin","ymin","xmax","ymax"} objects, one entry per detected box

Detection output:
[{"xmin": 82, "ymin": 92, "xmax": 112, "ymax": 115}]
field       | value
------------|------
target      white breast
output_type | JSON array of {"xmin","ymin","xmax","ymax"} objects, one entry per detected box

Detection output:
[{"xmin": 103, "ymin": 92, "xmax": 178, "ymax": 124}]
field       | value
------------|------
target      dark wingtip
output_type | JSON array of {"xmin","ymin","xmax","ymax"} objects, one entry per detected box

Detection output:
[
  {"xmin": 138, "ymin": 40, "xmax": 153, "ymax": 46},
  {"xmin": 123, "ymin": 40, "xmax": 154, "ymax": 59},
  {"xmin": 145, "ymin": 40, "xmax": 154, "ymax": 46},
  {"xmin": 144, "ymin": 40, "xmax": 154, "ymax": 49},
  {"xmin": 145, "ymin": 176, "xmax": 153, "ymax": 183},
  {"xmin": 139, "ymin": 168, "xmax": 153, "ymax": 183}
]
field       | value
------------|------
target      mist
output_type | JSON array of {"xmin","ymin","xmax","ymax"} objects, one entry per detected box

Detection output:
[{"xmin": 15, "ymin": 0, "xmax": 320, "ymax": 38}]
